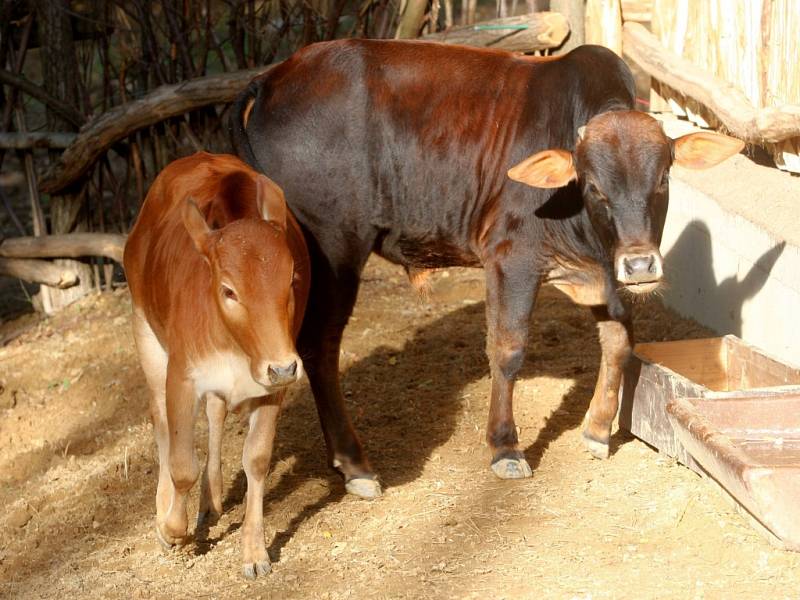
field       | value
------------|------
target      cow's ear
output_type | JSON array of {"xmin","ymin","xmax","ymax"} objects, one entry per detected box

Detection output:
[
  {"xmin": 255, "ymin": 175, "xmax": 287, "ymax": 228},
  {"xmin": 508, "ymin": 150, "xmax": 577, "ymax": 189},
  {"xmin": 182, "ymin": 198, "xmax": 211, "ymax": 257},
  {"xmin": 672, "ymin": 132, "xmax": 744, "ymax": 169}
]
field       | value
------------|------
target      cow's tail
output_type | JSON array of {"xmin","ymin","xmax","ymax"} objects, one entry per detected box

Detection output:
[{"xmin": 229, "ymin": 79, "xmax": 262, "ymax": 171}]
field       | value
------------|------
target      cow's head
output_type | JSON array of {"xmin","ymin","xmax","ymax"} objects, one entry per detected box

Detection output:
[
  {"xmin": 183, "ymin": 175, "xmax": 304, "ymax": 390},
  {"xmin": 508, "ymin": 111, "xmax": 743, "ymax": 293}
]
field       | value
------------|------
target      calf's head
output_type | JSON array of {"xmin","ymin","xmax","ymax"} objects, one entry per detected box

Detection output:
[
  {"xmin": 508, "ymin": 111, "xmax": 743, "ymax": 293},
  {"xmin": 183, "ymin": 176, "xmax": 303, "ymax": 389}
]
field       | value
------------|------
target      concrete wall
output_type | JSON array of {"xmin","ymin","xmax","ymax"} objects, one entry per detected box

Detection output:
[{"xmin": 659, "ymin": 142, "xmax": 800, "ymax": 365}]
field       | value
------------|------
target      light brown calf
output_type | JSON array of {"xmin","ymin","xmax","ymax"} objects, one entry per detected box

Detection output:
[{"xmin": 123, "ymin": 152, "xmax": 309, "ymax": 578}]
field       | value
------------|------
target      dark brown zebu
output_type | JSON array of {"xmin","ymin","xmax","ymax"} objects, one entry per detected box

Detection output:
[{"xmin": 231, "ymin": 40, "xmax": 742, "ymax": 497}]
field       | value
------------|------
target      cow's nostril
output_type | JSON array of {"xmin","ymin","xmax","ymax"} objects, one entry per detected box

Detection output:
[
  {"xmin": 268, "ymin": 361, "xmax": 298, "ymax": 384},
  {"xmin": 647, "ymin": 255, "xmax": 657, "ymax": 274}
]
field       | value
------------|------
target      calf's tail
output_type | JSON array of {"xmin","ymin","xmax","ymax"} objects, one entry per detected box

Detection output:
[{"xmin": 229, "ymin": 80, "xmax": 262, "ymax": 171}]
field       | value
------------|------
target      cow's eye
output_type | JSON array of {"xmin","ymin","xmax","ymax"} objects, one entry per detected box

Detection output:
[
  {"xmin": 658, "ymin": 172, "xmax": 669, "ymax": 191},
  {"xmin": 585, "ymin": 182, "xmax": 600, "ymax": 196},
  {"xmin": 221, "ymin": 285, "xmax": 238, "ymax": 302}
]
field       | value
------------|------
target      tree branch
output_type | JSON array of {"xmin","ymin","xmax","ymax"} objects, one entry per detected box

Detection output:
[{"xmin": 0, "ymin": 67, "xmax": 86, "ymax": 128}]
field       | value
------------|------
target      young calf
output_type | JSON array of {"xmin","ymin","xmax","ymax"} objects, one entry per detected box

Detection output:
[{"xmin": 123, "ymin": 152, "xmax": 309, "ymax": 578}]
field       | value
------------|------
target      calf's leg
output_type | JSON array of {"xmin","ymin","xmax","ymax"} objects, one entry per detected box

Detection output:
[
  {"xmin": 240, "ymin": 394, "xmax": 282, "ymax": 579},
  {"xmin": 198, "ymin": 392, "xmax": 227, "ymax": 527},
  {"xmin": 160, "ymin": 360, "xmax": 200, "ymax": 546},
  {"xmin": 299, "ymin": 255, "xmax": 379, "ymax": 498},
  {"xmin": 582, "ymin": 305, "xmax": 633, "ymax": 458},
  {"xmin": 131, "ymin": 312, "xmax": 174, "ymax": 547},
  {"xmin": 484, "ymin": 254, "xmax": 541, "ymax": 479}
]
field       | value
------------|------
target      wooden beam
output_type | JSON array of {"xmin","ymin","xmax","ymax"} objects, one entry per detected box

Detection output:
[
  {"xmin": 623, "ymin": 22, "xmax": 800, "ymax": 144},
  {"xmin": 0, "ymin": 132, "xmax": 76, "ymax": 149},
  {"xmin": 422, "ymin": 12, "xmax": 569, "ymax": 52},
  {"xmin": 0, "ymin": 257, "xmax": 79, "ymax": 288},
  {"xmin": 0, "ymin": 233, "xmax": 127, "ymax": 263}
]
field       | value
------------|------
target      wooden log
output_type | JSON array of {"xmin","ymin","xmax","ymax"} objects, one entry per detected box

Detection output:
[
  {"xmin": 0, "ymin": 233, "xmax": 127, "ymax": 263},
  {"xmin": 0, "ymin": 257, "xmax": 78, "ymax": 288},
  {"xmin": 623, "ymin": 22, "xmax": 800, "ymax": 143},
  {"xmin": 38, "ymin": 66, "xmax": 271, "ymax": 195},
  {"xmin": 0, "ymin": 132, "xmax": 76, "ymax": 149},
  {"xmin": 421, "ymin": 12, "xmax": 569, "ymax": 52}
]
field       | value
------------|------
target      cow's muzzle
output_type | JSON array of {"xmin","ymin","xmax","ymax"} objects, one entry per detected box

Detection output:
[{"xmin": 615, "ymin": 251, "xmax": 663, "ymax": 293}]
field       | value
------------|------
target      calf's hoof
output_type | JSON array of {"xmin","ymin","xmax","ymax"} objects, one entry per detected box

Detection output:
[
  {"xmin": 243, "ymin": 560, "xmax": 272, "ymax": 579},
  {"xmin": 491, "ymin": 457, "xmax": 533, "ymax": 479},
  {"xmin": 155, "ymin": 523, "xmax": 186, "ymax": 550},
  {"xmin": 345, "ymin": 477, "xmax": 382, "ymax": 499},
  {"xmin": 582, "ymin": 432, "xmax": 610, "ymax": 459}
]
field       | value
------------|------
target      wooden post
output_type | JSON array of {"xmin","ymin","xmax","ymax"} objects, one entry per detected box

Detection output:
[{"xmin": 551, "ymin": 0, "xmax": 586, "ymax": 54}]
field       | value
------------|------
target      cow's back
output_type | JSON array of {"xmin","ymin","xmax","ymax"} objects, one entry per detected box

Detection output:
[
  {"xmin": 124, "ymin": 153, "xmax": 308, "ymax": 343},
  {"xmin": 234, "ymin": 41, "xmax": 634, "ymax": 267}
]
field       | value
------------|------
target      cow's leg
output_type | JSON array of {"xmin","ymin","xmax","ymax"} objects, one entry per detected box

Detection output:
[
  {"xmin": 582, "ymin": 305, "xmax": 633, "ymax": 459},
  {"xmin": 484, "ymin": 255, "xmax": 541, "ymax": 479},
  {"xmin": 299, "ymin": 258, "xmax": 380, "ymax": 498},
  {"xmin": 160, "ymin": 360, "xmax": 200, "ymax": 546},
  {"xmin": 198, "ymin": 392, "xmax": 227, "ymax": 528},
  {"xmin": 131, "ymin": 312, "xmax": 174, "ymax": 548},
  {"xmin": 240, "ymin": 394, "xmax": 282, "ymax": 579}
]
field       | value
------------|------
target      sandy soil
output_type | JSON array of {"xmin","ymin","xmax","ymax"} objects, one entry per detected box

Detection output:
[{"xmin": 1, "ymin": 256, "xmax": 799, "ymax": 600}]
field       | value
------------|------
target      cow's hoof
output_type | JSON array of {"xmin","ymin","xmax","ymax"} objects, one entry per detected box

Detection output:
[
  {"xmin": 582, "ymin": 433, "xmax": 610, "ymax": 459},
  {"xmin": 491, "ymin": 457, "xmax": 533, "ymax": 479},
  {"xmin": 243, "ymin": 560, "xmax": 272, "ymax": 579},
  {"xmin": 345, "ymin": 477, "xmax": 382, "ymax": 498}
]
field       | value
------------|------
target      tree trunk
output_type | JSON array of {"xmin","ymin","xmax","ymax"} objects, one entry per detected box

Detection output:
[{"xmin": 32, "ymin": 0, "xmax": 94, "ymax": 313}]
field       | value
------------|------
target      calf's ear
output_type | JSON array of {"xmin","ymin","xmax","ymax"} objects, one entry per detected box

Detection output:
[
  {"xmin": 672, "ymin": 131, "xmax": 744, "ymax": 169},
  {"xmin": 255, "ymin": 175, "xmax": 287, "ymax": 228},
  {"xmin": 508, "ymin": 149, "xmax": 577, "ymax": 189},
  {"xmin": 182, "ymin": 198, "xmax": 211, "ymax": 256}
]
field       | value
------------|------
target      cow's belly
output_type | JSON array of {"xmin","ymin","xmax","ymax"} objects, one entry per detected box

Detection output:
[
  {"xmin": 545, "ymin": 263, "xmax": 610, "ymax": 306},
  {"xmin": 375, "ymin": 229, "xmax": 481, "ymax": 269}
]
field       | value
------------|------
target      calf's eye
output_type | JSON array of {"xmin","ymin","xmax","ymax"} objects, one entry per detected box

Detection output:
[{"xmin": 221, "ymin": 285, "xmax": 238, "ymax": 302}]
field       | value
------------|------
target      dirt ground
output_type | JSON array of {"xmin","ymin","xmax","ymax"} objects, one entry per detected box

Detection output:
[{"xmin": 1, "ymin": 256, "xmax": 799, "ymax": 600}]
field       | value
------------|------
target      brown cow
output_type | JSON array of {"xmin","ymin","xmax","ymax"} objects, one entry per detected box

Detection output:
[{"xmin": 123, "ymin": 152, "xmax": 309, "ymax": 578}]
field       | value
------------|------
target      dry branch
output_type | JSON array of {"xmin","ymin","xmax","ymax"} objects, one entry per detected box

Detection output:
[
  {"xmin": 0, "ymin": 233, "xmax": 127, "ymax": 263},
  {"xmin": 0, "ymin": 132, "xmax": 76, "ymax": 149},
  {"xmin": 39, "ymin": 66, "xmax": 271, "ymax": 194},
  {"xmin": 623, "ymin": 22, "xmax": 800, "ymax": 143},
  {"xmin": 0, "ymin": 67, "xmax": 85, "ymax": 128},
  {"xmin": 422, "ymin": 12, "xmax": 569, "ymax": 52},
  {"xmin": 0, "ymin": 257, "xmax": 79, "ymax": 288}
]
